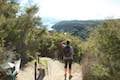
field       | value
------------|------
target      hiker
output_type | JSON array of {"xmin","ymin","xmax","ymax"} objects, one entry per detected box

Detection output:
[{"xmin": 61, "ymin": 40, "xmax": 74, "ymax": 79}]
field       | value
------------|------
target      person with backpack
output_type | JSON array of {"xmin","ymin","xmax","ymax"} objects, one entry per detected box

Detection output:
[{"xmin": 61, "ymin": 40, "xmax": 74, "ymax": 79}]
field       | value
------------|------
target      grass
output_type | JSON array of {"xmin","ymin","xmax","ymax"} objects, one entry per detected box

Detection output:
[{"xmin": 39, "ymin": 59, "xmax": 48, "ymax": 69}]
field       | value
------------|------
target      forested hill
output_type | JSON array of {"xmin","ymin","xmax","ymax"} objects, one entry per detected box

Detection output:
[{"xmin": 52, "ymin": 20, "xmax": 102, "ymax": 39}]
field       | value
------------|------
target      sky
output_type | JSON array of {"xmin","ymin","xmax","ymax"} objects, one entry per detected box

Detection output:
[{"xmin": 18, "ymin": 0, "xmax": 120, "ymax": 20}]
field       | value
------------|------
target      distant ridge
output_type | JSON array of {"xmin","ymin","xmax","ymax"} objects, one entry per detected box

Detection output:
[{"xmin": 52, "ymin": 20, "xmax": 103, "ymax": 39}]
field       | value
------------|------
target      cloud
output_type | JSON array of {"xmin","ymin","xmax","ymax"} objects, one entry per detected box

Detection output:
[
  {"xmin": 19, "ymin": 0, "xmax": 28, "ymax": 5},
  {"xmin": 20, "ymin": 0, "xmax": 120, "ymax": 20}
]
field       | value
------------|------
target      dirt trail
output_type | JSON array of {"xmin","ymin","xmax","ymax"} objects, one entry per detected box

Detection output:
[
  {"xmin": 44, "ymin": 59, "xmax": 82, "ymax": 80},
  {"xmin": 17, "ymin": 58, "xmax": 82, "ymax": 80},
  {"xmin": 16, "ymin": 63, "xmax": 34, "ymax": 80}
]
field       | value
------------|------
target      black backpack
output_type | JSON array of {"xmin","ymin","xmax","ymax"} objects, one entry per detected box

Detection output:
[{"xmin": 63, "ymin": 45, "xmax": 72, "ymax": 57}]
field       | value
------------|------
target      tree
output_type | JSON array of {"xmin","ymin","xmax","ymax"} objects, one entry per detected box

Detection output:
[
  {"xmin": 0, "ymin": 0, "xmax": 42, "ymax": 64},
  {"xmin": 83, "ymin": 20, "xmax": 120, "ymax": 80},
  {"xmin": 0, "ymin": 0, "xmax": 19, "ymax": 63}
]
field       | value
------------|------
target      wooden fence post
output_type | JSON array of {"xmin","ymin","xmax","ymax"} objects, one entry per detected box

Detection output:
[
  {"xmin": 34, "ymin": 62, "xmax": 37, "ymax": 80},
  {"xmin": 38, "ymin": 56, "xmax": 39, "ymax": 64}
]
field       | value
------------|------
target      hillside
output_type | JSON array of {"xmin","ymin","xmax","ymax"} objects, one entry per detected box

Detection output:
[{"xmin": 52, "ymin": 20, "xmax": 102, "ymax": 39}]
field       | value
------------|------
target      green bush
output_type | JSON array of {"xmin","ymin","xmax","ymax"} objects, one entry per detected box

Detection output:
[{"xmin": 83, "ymin": 20, "xmax": 120, "ymax": 80}]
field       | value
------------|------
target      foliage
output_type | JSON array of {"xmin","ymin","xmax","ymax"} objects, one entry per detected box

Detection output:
[
  {"xmin": 0, "ymin": 0, "xmax": 19, "ymax": 62},
  {"xmin": 27, "ymin": 31, "xmax": 83, "ymax": 62},
  {"xmin": 49, "ymin": 32, "xmax": 83, "ymax": 61},
  {"xmin": 0, "ymin": 0, "xmax": 42, "ymax": 64},
  {"xmin": 91, "ymin": 64, "xmax": 109, "ymax": 80},
  {"xmin": 83, "ymin": 20, "xmax": 120, "ymax": 80}
]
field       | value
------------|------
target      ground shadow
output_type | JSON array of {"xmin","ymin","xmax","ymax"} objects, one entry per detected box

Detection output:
[{"xmin": 36, "ymin": 69, "xmax": 45, "ymax": 80}]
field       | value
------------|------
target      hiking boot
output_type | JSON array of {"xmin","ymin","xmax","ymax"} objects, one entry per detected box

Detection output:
[{"xmin": 69, "ymin": 75, "xmax": 73, "ymax": 79}]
